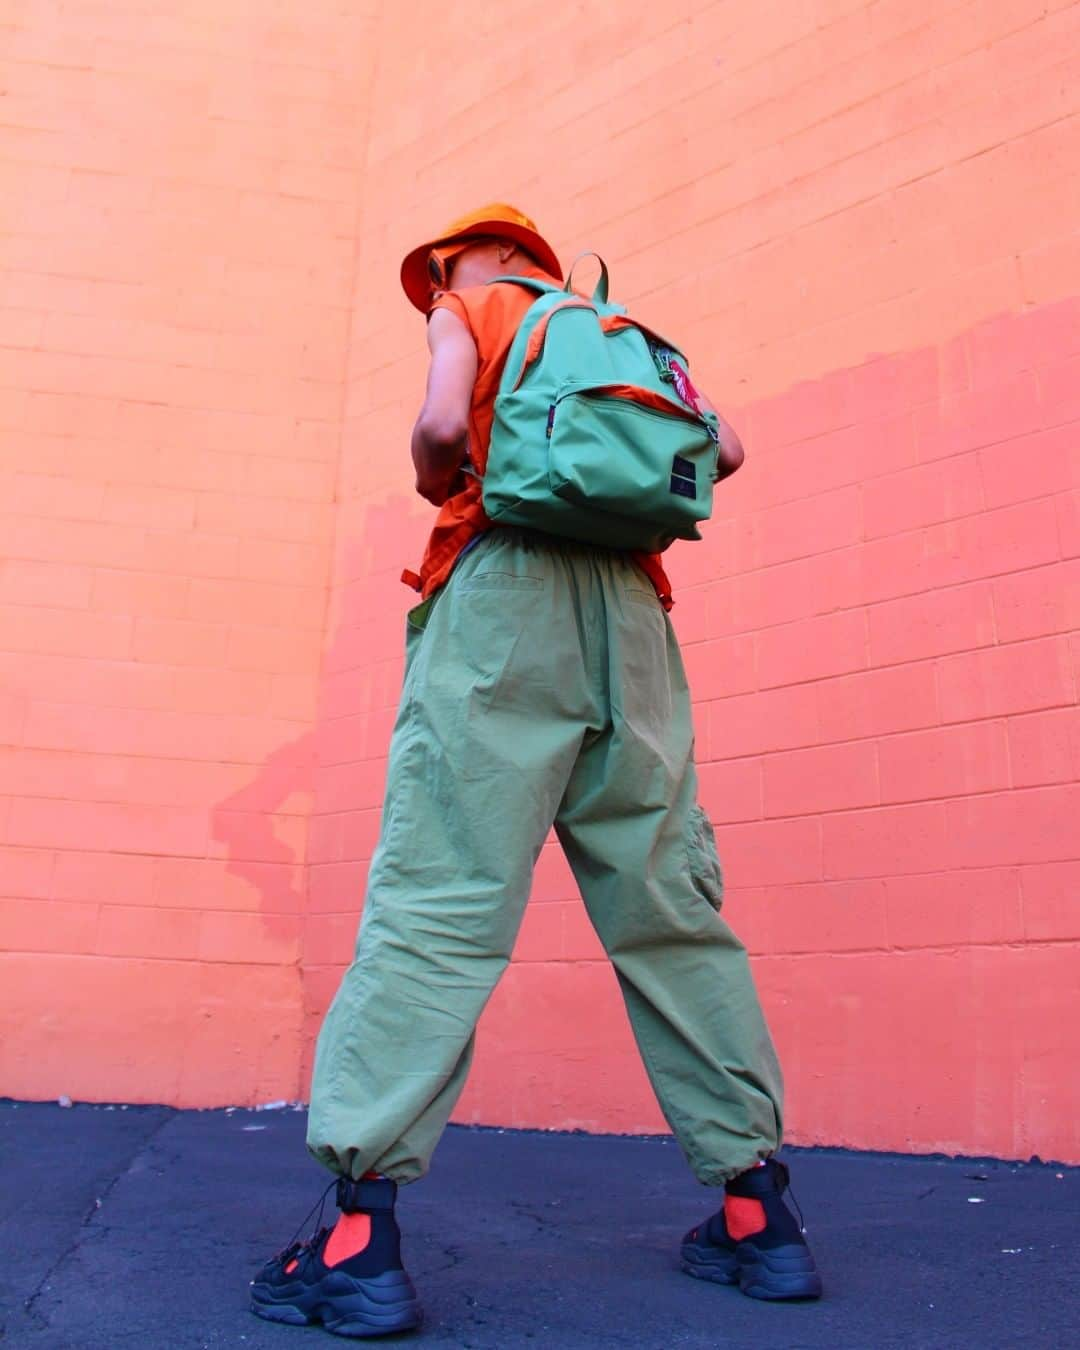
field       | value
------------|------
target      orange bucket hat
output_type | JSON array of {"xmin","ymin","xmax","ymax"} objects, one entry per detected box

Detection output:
[{"xmin": 400, "ymin": 203, "xmax": 563, "ymax": 313}]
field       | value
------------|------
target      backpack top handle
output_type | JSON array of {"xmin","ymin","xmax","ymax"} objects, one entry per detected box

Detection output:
[{"xmin": 563, "ymin": 252, "xmax": 610, "ymax": 304}]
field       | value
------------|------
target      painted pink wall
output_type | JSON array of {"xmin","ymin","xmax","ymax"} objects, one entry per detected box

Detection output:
[
  {"xmin": 1, "ymin": 0, "xmax": 376, "ymax": 1105},
  {"xmin": 3, "ymin": 0, "xmax": 1079, "ymax": 1161}
]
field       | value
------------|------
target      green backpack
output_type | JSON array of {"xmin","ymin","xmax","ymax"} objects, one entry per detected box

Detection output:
[{"xmin": 482, "ymin": 256, "xmax": 720, "ymax": 553}]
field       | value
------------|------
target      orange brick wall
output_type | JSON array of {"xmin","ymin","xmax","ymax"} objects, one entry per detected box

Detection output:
[{"xmin": 4, "ymin": 1, "xmax": 1079, "ymax": 1161}]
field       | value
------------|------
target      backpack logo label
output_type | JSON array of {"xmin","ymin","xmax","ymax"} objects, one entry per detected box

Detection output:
[{"xmin": 670, "ymin": 454, "xmax": 697, "ymax": 499}]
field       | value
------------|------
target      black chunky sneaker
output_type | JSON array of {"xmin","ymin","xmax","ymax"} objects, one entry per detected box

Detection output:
[
  {"xmin": 681, "ymin": 1159, "xmax": 822, "ymax": 1301},
  {"xmin": 251, "ymin": 1175, "xmax": 422, "ymax": 1338}
]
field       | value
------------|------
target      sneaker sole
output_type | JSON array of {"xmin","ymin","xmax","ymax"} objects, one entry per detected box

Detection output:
[
  {"xmin": 680, "ymin": 1239, "xmax": 822, "ymax": 1301},
  {"xmin": 680, "ymin": 1239, "xmax": 739, "ymax": 1287},
  {"xmin": 251, "ymin": 1268, "xmax": 422, "ymax": 1338}
]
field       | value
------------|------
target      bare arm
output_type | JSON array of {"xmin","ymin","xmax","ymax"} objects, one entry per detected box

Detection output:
[{"xmin": 410, "ymin": 307, "xmax": 478, "ymax": 505}]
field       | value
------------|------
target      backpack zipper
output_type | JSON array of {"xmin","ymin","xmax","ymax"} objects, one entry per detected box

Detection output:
[
  {"xmin": 553, "ymin": 382, "xmax": 709, "ymax": 426},
  {"xmin": 547, "ymin": 385, "xmax": 719, "ymax": 477}
]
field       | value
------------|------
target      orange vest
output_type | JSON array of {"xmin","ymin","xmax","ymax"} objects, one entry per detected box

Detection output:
[{"xmin": 402, "ymin": 267, "xmax": 674, "ymax": 610}]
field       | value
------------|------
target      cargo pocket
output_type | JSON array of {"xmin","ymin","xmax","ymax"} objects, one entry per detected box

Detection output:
[
  {"xmin": 451, "ymin": 571, "xmax": 547, "ymax": 780},
  {"xmin": 456, "ymin": 570, "xmax": 545, "ymax": 684},
  {"xmin": 685, "ymin": 804, "xmax": 724, "ymax": 911}
]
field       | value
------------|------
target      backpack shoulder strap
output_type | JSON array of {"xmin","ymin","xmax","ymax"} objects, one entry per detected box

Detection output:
[
  {"xmin": 488, "ymin": 275, "xmax": 565, "ymax": 297},
  {"xmin": 494, "ymin": 255, "xmax": 611, "ymax": 304}
]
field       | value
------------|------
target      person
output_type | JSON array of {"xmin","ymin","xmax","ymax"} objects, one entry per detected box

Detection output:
[{"xmin": 250, "ymin": 205, "xmax": 822, "ymax": 1338}]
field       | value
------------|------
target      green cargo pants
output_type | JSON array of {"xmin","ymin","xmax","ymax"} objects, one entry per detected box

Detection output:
[{"xmin": 307, "ymin": 529, "xmax": 783, "ymax": 1186}]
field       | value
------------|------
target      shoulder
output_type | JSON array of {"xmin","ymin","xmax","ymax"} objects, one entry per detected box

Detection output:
[
  {"xmin": 450, "ymin": 279, "xmax": 536, "ymax": 318},
  {"xmin": 428, "ymin": 283, "xmax": 527, "ymax": 337},
  {"xmin": 429, "ymin": 291, "xmax": 474, "ymax": 340},
  {"xmin": 430, "ymin": 282, "xmax": 534, "ymax": 358}
]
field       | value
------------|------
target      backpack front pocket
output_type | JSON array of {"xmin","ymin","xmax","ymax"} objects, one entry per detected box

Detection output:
[{"xmin": 546, "ymin": 383, "xmax": 718, "ymax": 540}]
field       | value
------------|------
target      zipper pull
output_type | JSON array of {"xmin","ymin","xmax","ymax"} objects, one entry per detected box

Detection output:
[
  {"xmin": 546, "ymin": 404, "xmax": 556, "ymax": 438},
  {"xmin": 649, "ymin": 339, "xmax": 675, "ymax": 382}
]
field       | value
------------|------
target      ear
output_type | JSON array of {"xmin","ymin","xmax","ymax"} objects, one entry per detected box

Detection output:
[{"xmin": 496, "ymin": 240, "xmax": 516, "ymax": 263}]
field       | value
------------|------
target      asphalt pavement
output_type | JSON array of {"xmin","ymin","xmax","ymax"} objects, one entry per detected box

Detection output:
[{"xmin": 1, "ymin": 1101, "xmax": 1075, "ymax": 1349}]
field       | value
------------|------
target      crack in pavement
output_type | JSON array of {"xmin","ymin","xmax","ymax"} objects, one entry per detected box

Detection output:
[
  {"xmin": 508, "ymin": 1198, "xmax": 561, "ymax": 1235},
  {"xmin": 21, "ymin": 1111, "xmax": 175, "ymax": 1331}
]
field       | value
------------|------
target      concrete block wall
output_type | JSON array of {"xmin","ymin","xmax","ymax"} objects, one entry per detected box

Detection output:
[
  {"xmin": 1, "ymin": 1, "xmax": 376, "ymax": 1104},
  {"xmin": 3, "ymin": 0, "xmax": 1078, "ymax": 1161}
]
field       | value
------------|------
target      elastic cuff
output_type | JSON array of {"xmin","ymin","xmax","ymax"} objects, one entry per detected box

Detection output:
[{"xmin": 694, "ymin": 1151, "xmax": 774, "ymax": 1187}]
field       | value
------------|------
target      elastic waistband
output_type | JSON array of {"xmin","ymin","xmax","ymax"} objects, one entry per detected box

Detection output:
[{"xmin": 455, "ymin": 527, "xmax": 673, "ymax": 610}]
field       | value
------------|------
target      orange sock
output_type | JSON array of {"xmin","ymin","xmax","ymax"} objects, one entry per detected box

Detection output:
[
  {"xmin": 322, "ymin": 1171, "xmax": 385, "ymax": 1266},
  {"xmin": 724, "ymin": 1195, "xmax": 766, "ymax": 1241},
  {"xmin": 324, "ymin": 1212, "xmax": 372, "ymax": 1266}
]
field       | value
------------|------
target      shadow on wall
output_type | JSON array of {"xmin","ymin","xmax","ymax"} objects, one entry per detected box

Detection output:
[
  {"xmin": 210, "ymin": 734, "xmax": 316, "ymax": 943},
  {"xmin": 209, "ymin": 492, "xmax": 424, "ymax": 1059}
]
